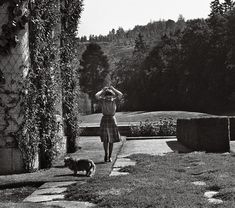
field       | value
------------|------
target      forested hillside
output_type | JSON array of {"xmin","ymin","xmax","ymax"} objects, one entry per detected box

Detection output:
[
  {"xmin": 77, "ymin": 16, "xmax": 186, "ymax": 72},
  {"xmin": 77, "ymin": 0, "xmax": 235, "ymax": 113}
]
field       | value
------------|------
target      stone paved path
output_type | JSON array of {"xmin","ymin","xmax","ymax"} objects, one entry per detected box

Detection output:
[
  {"xmin": 18, "ymin": 136, "xmax": 233, "ymax": 207},
  {"xmin": 110, "ymin": 138, "xmax": 191, "ymax": 176},
  {"xmin": 24, "ymin": 181, "xmax": 95, "ymax": 207},
  {"xmin": 23, "ymin": 137, "xmax": 184, "ymax": 207},
  {"xmin": 119, "ymin": 138, "xmax": 190, "ymax": 157},
  {"xmin": 22, "ymin": 136, "xmax": 125, "ymax": 207}
]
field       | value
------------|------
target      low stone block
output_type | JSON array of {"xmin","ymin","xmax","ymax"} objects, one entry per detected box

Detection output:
[
  {"xmin": 230, "ymin": 117, "xmax": 235, "ymax": 141},
  {"xmin": 177, "ymin": 117, "xmax": 230, "ymax": 152},
  {"xmin": 0, "ymin": 147, "xmax": 39, "ymax": 175},
  {"xmin": 0, "ymin": 148, "xmax": 24, "ymax": 175},
  {"xmin": 177, "ymin": 118, "xmax": 199, "ymax": 149}
]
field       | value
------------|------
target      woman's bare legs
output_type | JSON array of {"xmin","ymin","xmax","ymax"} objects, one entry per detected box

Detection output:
[
  {"xmin": 103, "ymin": 141, "xmax": 108, "ymax": 162},
  {"xmin": 108, "ymin": 143, "xmax": 113, "ymax": 162},
  {"xmin": 103, "ymin": 141, "xmax": 113, "ymax": 162}
]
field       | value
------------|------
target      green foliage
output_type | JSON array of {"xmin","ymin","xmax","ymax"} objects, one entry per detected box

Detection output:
[
  {"xmin": 158, "ymin": 118, "xmax": 176, "ymax": 136},
  {"xmin": 79, "ymin": 43, "xmax": 109, "ymax": 95},
  {"xmin": 133, "ymin": 33, "xmax": 148, "ymax": 55},
  {"xmin": 79, "ymin": 42, "xmax": 109, "ymax": 112},
  {"xmin": 17, "ymin": 0, "xmax": 61, "ymax": 171},
  {"xmin": 210, "ymin": 0, "xmax": 224, "ymax": 17},
  {"xmin": 130, "ymin": 119, "xmax": 176, "ymax": 136},
  {"xmin": 111, "ymin": 34, "xmax": 149, "ymax": 110},
  {"xmin": 16, "ymin": 0, "xmax": 84, "ymax": 170},
  {"xmin": 17, "ymin": 75, "xmax": 40, "ymax": 171},
  {"xmin": 61, "ymin": 0, "xmax": 83, "ymax": 153},
  {"xmin": 131, "ymin": 120, "xmax": 159, "ymax": 136}
]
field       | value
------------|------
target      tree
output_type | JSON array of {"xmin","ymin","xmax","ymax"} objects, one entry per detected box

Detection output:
[
  {"xmin": 140, "ymin": 33, "xmax": 182, "ymax": 110},
  {"xmin": 207, "ymin": 2, "xmax": 230, "ymax": 110},
  {"xmin": 222, "ymin": 0, "xmax": 235, "ymax": 12},
  {"xmin": 133, "ymin": 33, "xmax": 148, "ymax": 55},
  {"xmin": 79, "ymin": 43, "xmax": 109, "ymax": 113},
  {"xmin": 225, "ymin": 7, "xmax": 235, "ymax": 108},
  {"xmin": 61, "ymin": 0, "xmax": 83, "ymax": 153},
  {"xmin": 209, "ymin": 0, "xmax": 223, "ymax": 17},
  {"xmin": 176, "ymin": 14, "xmax": 186, "ymax": 32},
  {"xmin": 179, "ymin": 19, "xmax": 211, "ymax": 111}
]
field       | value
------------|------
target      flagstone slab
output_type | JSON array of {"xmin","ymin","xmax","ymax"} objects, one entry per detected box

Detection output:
[
  {"xmin": 23, "ymin": 194, "xmax": 65, "ymax": 203},
  {"xmin": 31, "ymin": 187, "xmax": 67, "ymax": 196},
  {"xmin": 208, "ymin": 198, "xmax": 223, "ymax": 204},
  {"xmin": 43, "ymin": 200, "xmax": 96, "ymax": 208},
  {"xmin": 191, "ymin": 181, "xmax": 206, "ymax": 186},
  {"xmin": 113, "ymin": 158, "xmax": 136, "ymax": 168},
  {"xmin": 110, "ymin": 168, "xmax": 129, "ymax": 177},
  {"xmin": 204, "ymin": 191, "xmax": 219, "ymax": 198},
  {"xmin": 118, "ymin": 139, "xmax": 178, "ymax": 157},
  {"xmin": 39, "ymin": 181, "xmax": 78, "ymax": 189}
]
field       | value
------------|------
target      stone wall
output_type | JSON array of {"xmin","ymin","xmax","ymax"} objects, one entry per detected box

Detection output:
[
  {"xmin": 177, "ymin": 117, "xmax": 230, "ymax": 152},
  {"xmin": 0, "ymin": 2, "xmax": 31, "ymax": 174},
  {"xmin": 0, "ymin": 2, "xmax": 67, "ymax": 174}
]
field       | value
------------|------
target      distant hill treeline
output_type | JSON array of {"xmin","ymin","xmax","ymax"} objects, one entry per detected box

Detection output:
[{"xmin": 78, "ymin": 15, "xmax": 186, "ymax": 47}]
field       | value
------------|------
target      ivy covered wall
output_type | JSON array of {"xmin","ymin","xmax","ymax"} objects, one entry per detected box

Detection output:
[
  {"xmin": 0, "ymin": 0, "xmax": 31, "ymax": 174},
  {"xmin": 0, "ymin": 0, "xmax": 83, "ymax": 174}
]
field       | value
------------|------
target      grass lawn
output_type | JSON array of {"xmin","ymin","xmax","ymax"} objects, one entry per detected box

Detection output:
[
  {"xmin": 0, "ymin": 185, "xmax": 38, "ymax": 203},
  {"xmin": 65, "ymin": 152, "xmax": 235, "ymax": 208},
  {"xmin": 0, "ymin": 183, "xmax": 64, "ymax": 207},
  {"xmin": 79, "ymin": 111, "xmax": 216, "ymax": 124}
]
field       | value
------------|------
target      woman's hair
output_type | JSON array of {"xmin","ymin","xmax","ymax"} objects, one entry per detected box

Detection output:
[{"xmin": 104, "ymin": 89, "xmax": 114, "ymax": 96}]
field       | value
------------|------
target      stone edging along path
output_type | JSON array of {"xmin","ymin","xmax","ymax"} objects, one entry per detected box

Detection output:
[{"xmin": 23, "ymin": 181, "xmax": 95, "ymax": 207}]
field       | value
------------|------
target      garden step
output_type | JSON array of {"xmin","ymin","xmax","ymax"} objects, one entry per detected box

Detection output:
[
  {"xmin": 79, "ymin": 122, "xmax": 139, "ymax": 136},
  {"xmin": 79, "ymin": 122, "xmax": 176, "ymax": 137}
]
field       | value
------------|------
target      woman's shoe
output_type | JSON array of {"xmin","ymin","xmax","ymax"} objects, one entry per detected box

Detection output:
[
  {"xmin": 108, "ymin": 157, "xmax": 112, "ymax": 162},
  {"xmin": 104, "ymin": 155, "xmax": 108, "ymax": 162}
]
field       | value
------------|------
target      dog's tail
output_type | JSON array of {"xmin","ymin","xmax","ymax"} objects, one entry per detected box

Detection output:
[{"xmin": 88, "ymin": 160, "xmax": 96, "ymax": 176}]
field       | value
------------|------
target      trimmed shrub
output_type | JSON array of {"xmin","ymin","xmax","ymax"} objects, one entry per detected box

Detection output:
[{"xmin": 130, "ymin": 119, "xmax": 176, "ymax": 136}]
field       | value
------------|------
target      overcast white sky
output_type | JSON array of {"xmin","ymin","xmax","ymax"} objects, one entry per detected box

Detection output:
[{"xmin": 78, "ymin": 0, "xmax": 212, "ymax": 37}]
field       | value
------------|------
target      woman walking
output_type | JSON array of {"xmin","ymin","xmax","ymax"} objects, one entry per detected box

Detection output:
[{"xmin": 95, "ymin": 86, "xmax": 123, "ymax": 162}]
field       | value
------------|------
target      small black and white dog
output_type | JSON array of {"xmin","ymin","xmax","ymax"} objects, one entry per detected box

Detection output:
[{"xmin": 64, "ymin": 157, "xmax": 96, "ymax": 177}]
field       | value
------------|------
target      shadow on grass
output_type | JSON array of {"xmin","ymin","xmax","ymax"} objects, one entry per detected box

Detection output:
[
  {"xmin": 54, "ymin": 173, "xmax": 89, "ymax": 178},
  {"xmin": 94, "ymin": 161, "xmax": 106, "ymax": 165},
  {"xmin": 0, "ymin": 181, "xmax": 44, "ymax": 190},
  {"xmin": 53, "ymin": 165, "xmax": 66, "ymax": 168},
  {"xmin": 166, "ymin": 140, "xmax": 192, "ymax": 153}
]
